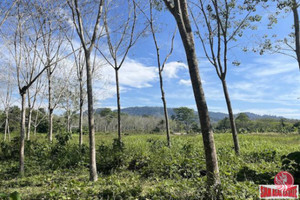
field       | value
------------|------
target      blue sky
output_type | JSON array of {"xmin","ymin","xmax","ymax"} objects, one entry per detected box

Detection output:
[
  {"xmin": 0, "ymin": 1, "xmax": 299, "ymax": 119},
  {"xmin": 95, "ymin": 4, "xmax": 300, "ymax": 119}
]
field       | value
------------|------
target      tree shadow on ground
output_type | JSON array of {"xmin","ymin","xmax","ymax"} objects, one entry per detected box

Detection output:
[{"xmin": 236, "ymin": 166, "xmax": 274, "ymax": 184}]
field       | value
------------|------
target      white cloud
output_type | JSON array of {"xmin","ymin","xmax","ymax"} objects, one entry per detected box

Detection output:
[
  {"xmin": 163, "ymin": 61, "xmax": 188, "ymax": 79},
  {"xmin": 97, "ymin": 59, "xmax": 190, "ymax": 100},
  {"xmin": 179, "ymin": 79, "xmax": 191, "ymax": 86},
  {"xmin": 119, "ymin": 58, "xmax": 157, "ymax": 88},
  {"xmin": 179, "ymin": 78, "xmax": 206, "ymax": 86}
]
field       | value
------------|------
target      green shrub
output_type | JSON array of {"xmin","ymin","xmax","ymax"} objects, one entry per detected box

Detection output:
[
  {"xmin": 244, "ymin": 149, "xmax": 277, "ymax": 163},
  {"xmin": 97, "ymin": 139, "xmax": 126, "ymax": 175},
  {"xmin": 47, "ymin": 132, "xmax": 88, "ymax": 170},
  {"xmin": 0, "ymin": 137, "xmax": 19, "ymax": 160},
  {"xmin": 281, "ymin": 151, "xmax": 300, "ymax": 184}
]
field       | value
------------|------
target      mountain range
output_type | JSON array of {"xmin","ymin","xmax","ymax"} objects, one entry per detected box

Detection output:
[{"xmin": 94, "ymin": 106, "xmax": 285, "ymax": 123}]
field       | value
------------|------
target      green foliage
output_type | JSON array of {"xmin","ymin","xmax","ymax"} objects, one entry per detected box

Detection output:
[
  {"xmin": 281, "ymin": 151, "xmax": 300, "ymax": 184},
  {"xmin": 0, "ymin": 106, "xmax": 21, "ymax": 132},
  {"xmin": 0, "ymin": 139, "xmax": 19, "ymax": 160},
  {"xmin": 0, "ymin": 133, "xmax": 299, "ymax": 199},
  {"xmin": 0, "ymin": 191, "xmax": 21, "ymax": 200},
  {"xmin": 172, "ymin": 107, "xmax": 197, "ymax": 133},
  {"xmin": 99, "ymin": 108, "xmax": 113, "ymax": 117},
  {"xmin": 244, "ymin": 149, "xmax": 277, "ymax": 163},
  {"xmin": 97, "ymin": 139, "xmax": 126, "ymax": 175},
  {"xmin": 49, "ymin": 133, "xmax": 88, "ymax": 170},
  {"xmin": 215, "ymin": 113, "xmax": 299, "ymax": 134},
  {"xmin": 55, "ymin": 132, "xmax": 72, "ymax": 146},
  {"xmin": 215, "ymin": 117, "xmax": 231, "ymax": 133}
]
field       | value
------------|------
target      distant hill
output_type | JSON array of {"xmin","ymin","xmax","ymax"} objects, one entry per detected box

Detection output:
[
  {"xmin": 241, "ymin": 112, "xmax": 283, "ymax": 120},
  {"xmin": 120, "ymin": 107, "xmax": 176, "ymax": 117},
  {"xmin": 94, "ymin": 106, "xmax": 285, "ymax": 123}
]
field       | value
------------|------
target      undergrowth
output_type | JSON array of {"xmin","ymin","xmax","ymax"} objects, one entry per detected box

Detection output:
[{"xmin": 0, "ymin": 133, "xmax": 299, "ymax": 199}]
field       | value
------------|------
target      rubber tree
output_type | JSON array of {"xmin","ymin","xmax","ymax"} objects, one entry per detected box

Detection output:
[
  {"xmin": 0, "ymin": 64, "xmax": 13, "ymax": 141},
  {"xmin": 98, "ymin": 0, "xmax": 143, "ymax": 142},
  {"xmin": 67, "ymin": 0, "xmax": 104, "ymax": 182},
  {"xmin": 162, "ymin": 0, "xmax": 220, "ymax": 190},
  {"xmin": 32, "ymin": 0, "xmax": 66, "ymax": 142},
  {"xmin": 10, "ymin": 2, "xmax": 51, "ymax": 175},
  {"xmin": 7, "ymin": 1, "xmax": 78, "ymax": 175},
  {"xmin": 66, "ymin": 34, "xmax": 86, "ymax": 146},
  {"xmin": 148, "ymin": 0, "xmax": 175, "ymax": 147},
  {"xmin": 191, "ymin": 0, "xmax": 262, "ymax": 154}
]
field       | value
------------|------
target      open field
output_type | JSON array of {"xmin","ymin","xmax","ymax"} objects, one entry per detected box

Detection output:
[{"xmin": 0, "ymin": 133, "xmax": 299, "ymax": 199}]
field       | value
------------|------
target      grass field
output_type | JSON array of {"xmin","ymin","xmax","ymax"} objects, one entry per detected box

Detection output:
[{"xmin": 0, "ymin": 133, "xmax": 299, "ymax": 199}]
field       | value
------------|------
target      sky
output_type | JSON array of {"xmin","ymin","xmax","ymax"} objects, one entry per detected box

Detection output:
[
  {"xmin": 94, "ymin": 2, "xmax": 300, "ymax": 119},
  {"xmin": 0, "ymin": 1, "xmax": 299, "ymax": 120}
]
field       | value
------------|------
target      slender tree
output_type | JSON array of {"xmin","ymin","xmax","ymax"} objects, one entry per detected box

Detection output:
[
  {"xmin": 67, "ymin": 0, "xmax": 104, "ymax": 182},
  {"xmin": 98, "ymin": 0, "xmax": 144, "ymax": 142},
  {"xmin": 6, "ymin": 1, "xmax": 77, "ymax": 175},
  {"xmin": 66, "ymin": 34, "xmax": 86, "ymax": 146},
  {"xmin": 190, "ymin": 0, "xmax": 261, "ymax": 154},
  {"xmin": 26, "ymin": 74, "xmax": 44, "ymax": 140},
  {"xmin": 138, "ymin": 0, "xmax": 175, "ymax": 146},
  {"xmin": 32, "ymin": 95, "xmax": 47, "ymax": 136},
  {"xmin": 9, "ymin": 2, "xmax": 50, "ymax": 175},
  {"xmin": 162, "ymin": 0, "xmax": 220, "ymax": 190},
  {"xmin": 0, "ymin": 64, "xmax": 14, "ymax": 141},
  {"xmin": 31, "ymin": 0, "xmax": 67, "ymax": 142}
]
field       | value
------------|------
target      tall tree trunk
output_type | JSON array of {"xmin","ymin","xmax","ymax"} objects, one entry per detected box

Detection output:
[
  {"xmin": 27, "ymin": 109, "xmax": 32, "ymax": 141},
  {"xmin": 7, "ymin": 123, "xmax": 10, "ymax": 141},
  {"xmin": 26, "ymin": 90, "xmax": 32, "ymax": 141},
  {"xmin": 34, "ymin": 125, "xmax": 37, "ymax": 136},
  {"xmin": 67, "ymin": 113, "xmax": 71, "ymax": 133},
  {"xmin": 79, "ymin": 80, "xmax": 83, "ymax": 146},
  {"xmin": 85, "ymin": 52, "xmax": 98, "ymax": 182},
  {"xmin": 292, "ymin": 0, "xmax": 300, "ymax": 71},
  {"xmin": 181, "ymin": 25, "xmax": 220, "ymax": 189},
  {"xmin": 49, "ymin": 109, "xmax": 53, "ymax": 142},
  {"xmin": 115, "ymin": 68, "xmax": 121, "ymax": 141},
  {"xmin": 159, "ymin": 70, "xmax": 171, "ymax": 147},
  {"xmin": 66, "ymin": 94, "xmax": 71, "ymax": 133},
  {"xmin": 221, "ymin": 78, "xmax": 240, "ymax": 154},
  {"xmin": 48, "ymin": 70, "xmax": 53, "ymax": 142},
  {"xmin": 4, "ymin": 109, "xmax": 8, "ymax": 141},
  {"xmin": 34, "ymin": 111, "xmax": 38, "ymax": 136},
  {"xmin": 163, "ymin": 0, "xmax": 220, "ymax": 189},
  {"xmin": 19, "ymin": 92, "xmax": 26, "ymax": 176}
]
